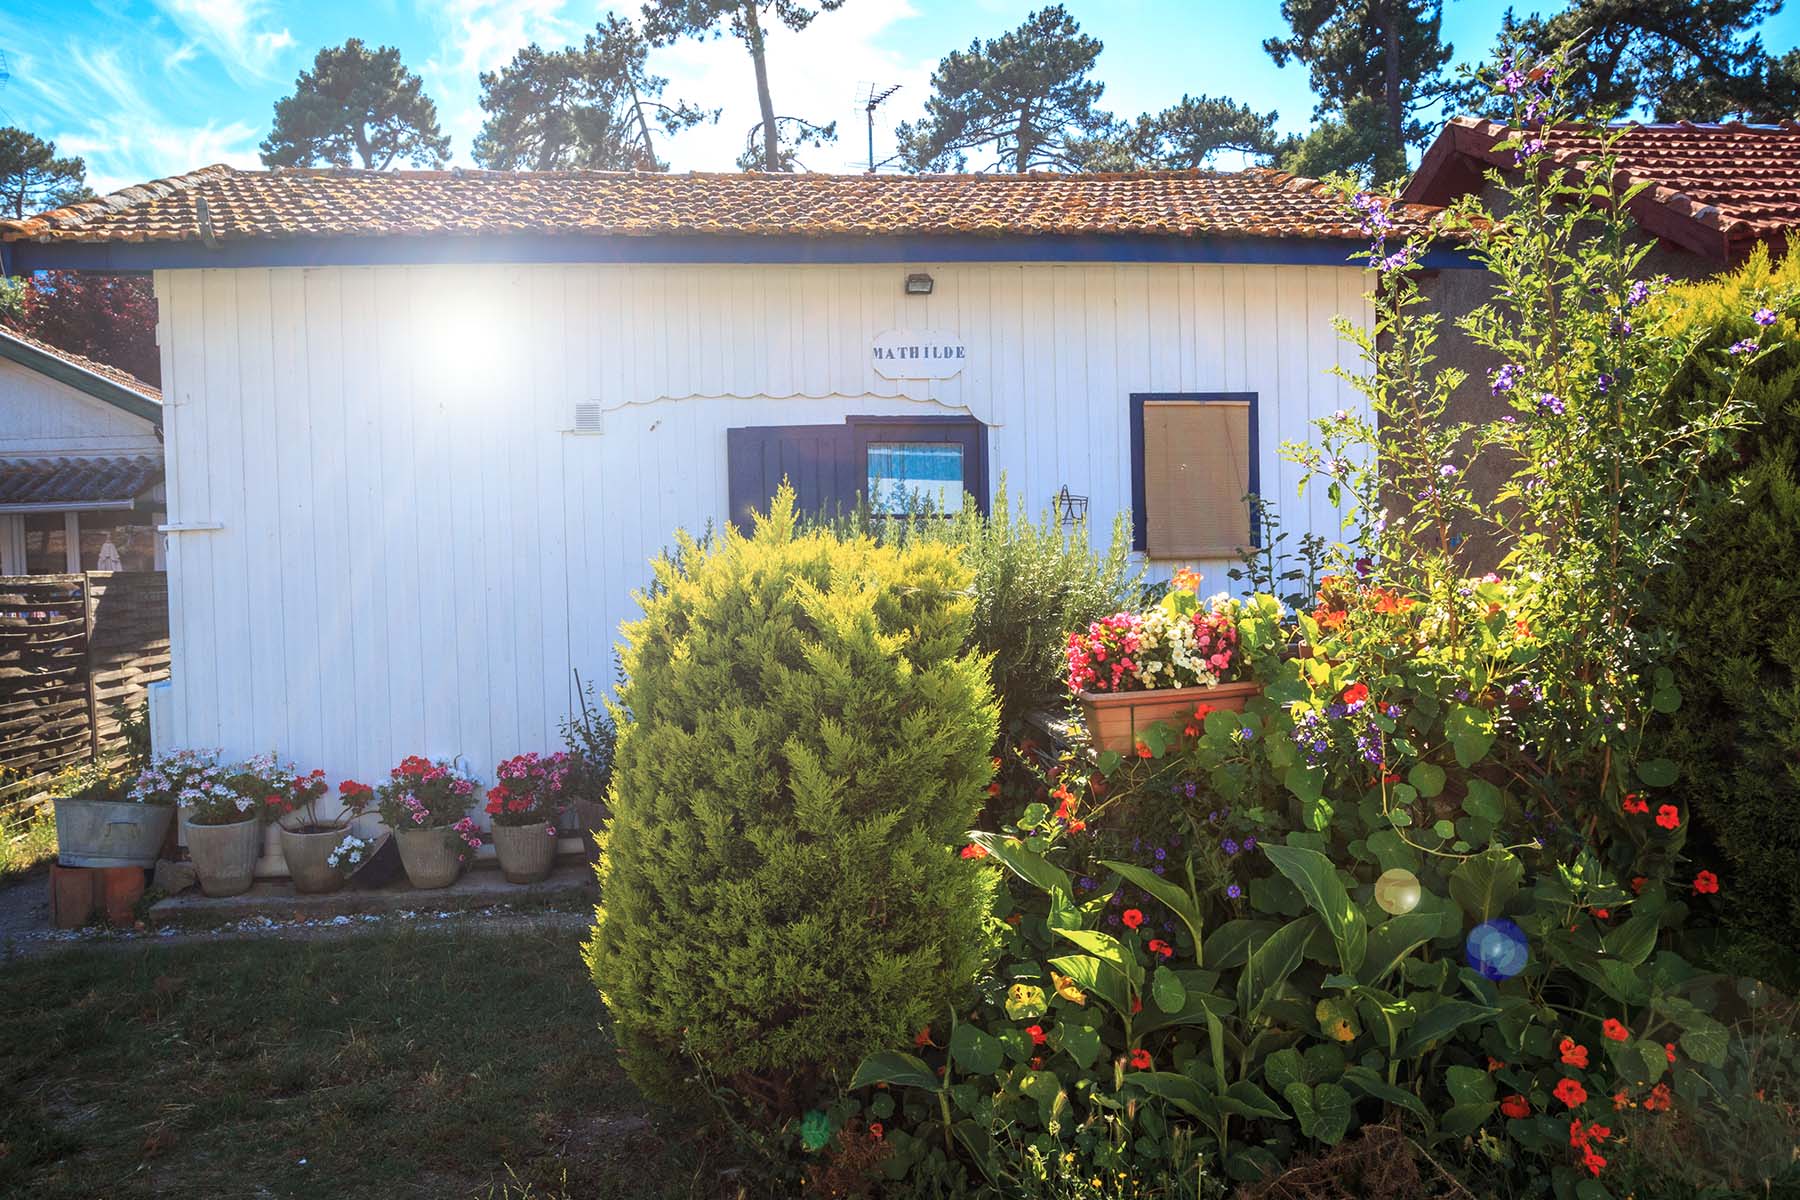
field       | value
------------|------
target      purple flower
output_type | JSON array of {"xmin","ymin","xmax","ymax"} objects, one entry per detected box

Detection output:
[
  {"xmin": 1153, "ymin": 864, "xmax": 1166, "ymax": 875},
  {"xmin": 1754, "ymin": 307, "xmax": 1778, "ymax": 327},
  {"xmin": 1222, "ymin": 838, "xmax": 1240, "ymax": 856},
  {"xmin": 1536, "ymin": 392, "xmax": 1566, "ymax": 416},
  {"xmin": 1154, "ymin": 847, "xmax": 1167, "ymax": 861},
  {"xmin": 1226, "ymin": 884, "xmax": 1242, "ymax": 900},
  {"xmin": 1627, "ymin": 280, "xmax": 1651, "ymax": 307},
  {"xmin": 1243, "ymin": 835, "xmax": 1257, "ymax": 851},
  {"xmin": 1729, "ymin": 338, "xmax": 1759, "ymax": 356},
  {"xmin": 1438, "ymin": 463, "xmax": 1457, "ymax": 479},
  {"xmin": 1491, "ymin": 363, "xmax": 1522, "ymax": 395},
  {"xmin": 1596, "ymin": 373, "xmax": 1613, "ymax": 394}
]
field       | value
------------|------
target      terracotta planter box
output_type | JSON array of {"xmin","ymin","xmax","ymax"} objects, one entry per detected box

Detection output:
[{"xmin": 1076, "ymin": 680, "xmax": 1264, "ymax": 754}]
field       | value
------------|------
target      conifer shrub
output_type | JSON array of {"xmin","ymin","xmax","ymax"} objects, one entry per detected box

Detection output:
[
  {"xmin": 583, "ymin": 487, "xmax": 1000, "ymax": 1108},
  {"xmin": 1648, "ymin": 249, "xmax": 1800, "ymax": 966}
]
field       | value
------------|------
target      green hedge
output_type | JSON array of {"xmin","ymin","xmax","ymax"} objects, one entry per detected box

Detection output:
[
  {"xmin": 1650, "ymin": 249, "xmax": 1800, "ymax": 966},
  {"xmin": 584, "ymin": 488, "xmax": 999, "ymax": 1106}
]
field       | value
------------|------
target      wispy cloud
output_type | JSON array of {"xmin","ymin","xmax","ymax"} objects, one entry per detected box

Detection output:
[
  {"xmin": 417, "ymin": 0, "xmax": 579, "ymax": 164},
  {"xmin": 151, "ymin": 0, "xmax": 296, "ymax": 83}
]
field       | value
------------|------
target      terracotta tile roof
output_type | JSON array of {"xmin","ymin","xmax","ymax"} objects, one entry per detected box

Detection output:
[
  {"xmin": 0, "ymin": 455, "xmax": 163, "ymax": 507},
  {"xmin": 1403, "ymin": 118, "xmax": 1800, "ymax": 261},
  {"xmin": 0, "ymin": 325, "xmax": 160, "ymax": 402},
  {"xmin": 0, "ymin": 164, "xmax": 1439, "ymax": 246}
]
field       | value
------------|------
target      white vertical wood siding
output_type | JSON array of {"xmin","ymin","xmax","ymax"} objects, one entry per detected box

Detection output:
[
  {"xmin": 0, "ymin": 357, "xmax": 160, "ymax": 455},
  {"xmin": 154, "ymin": 261, "xmax": 1372, "ymax": 806}
]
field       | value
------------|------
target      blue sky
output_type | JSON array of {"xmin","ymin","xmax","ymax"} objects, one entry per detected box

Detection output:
[{"xmin": 3, "ymin": 1, "xmax": 1797, "ymax": 193}]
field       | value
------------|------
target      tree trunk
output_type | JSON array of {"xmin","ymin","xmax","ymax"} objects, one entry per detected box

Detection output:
[
  {"xmin": 627, "ymin": 75, "xmax": 658, "ymax": 170},
  {"xmin": 741, "ymin": 1, "xmax": 782, "ymax": 171},
  {"xmin": 1384, "ymin": 1, "xmax": 1403, "ymax": 155}
]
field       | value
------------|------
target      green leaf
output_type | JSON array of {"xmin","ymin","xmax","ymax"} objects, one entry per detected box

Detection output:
[
  {"xmin": 1438, "ymin": 1101, "xmax": 1497, "ymax": 1136},
  {"xmin": 1636, "ymin": 758, "xmax": 1679, "ymax": 788},
  {"xmin": 966, "ymin": 832, "xmax": 1071, "ymax": 897},
  {"xmin": 1151, "ymin": 965, "xmax": 1186, "ymax": 1014},
  {"xmin": 1129, "ymin": 1071, "xmax": 1212, "ymax": 1121},
  {"xmin": 1678, "ymin": 1018, "xmax": 1728, "ymax": 1067},
  {"xmin": 1236, "ymin": 915, "xmax": 1320, "ymax": 1024},
  {"xmin": 1602, "ymin": 912, "xmax": 1660, "ymax": 966},
  {"xmin": 1398, "ymin": 999, "xmax": 1500, "ymax": 1057},
  {"xmin": 1650, "ymin": 685, "xmax": 1681, "ymax": 714},
  {"xmin": 1053, "ymin": 928, "xmax": 1143, "ymax": 988},
  {"xmin": 1055, "ymin": 1021, "xmax": 1103, "ymax": 1070},
  {"xmin": 1102, "ymin": 859, "xmax": 1206, "ymax": 961},
  {"xmin": 1408, "ymin": 762, "xmax": 1446, "ymax": 798},
  {"xmin": 1004, "ymin": 984, "xmax": 1047, "ymax": 1020},
  {"xmin": 1445, "ymin": 1065, "xmax": 1496, "ymax": 1106},
  {"xmin": 849, "ymin": 1051, "xmax": 939, "ymax": 1092},
  {"xmin": 1358, "ymin": 911, "xmax": 1444, "ymax": 986},
  {"xmin": 949, "ymin": 1024, "xmax": 1004, "ymax": 1076},
  {"xmin": 1449, "ymin": 849, "xmax": 1523, "ymax": 922},
  {"xmin": 1262, "ymin": 844, "xmax": 1368, "ymax": 975},
  {"xmin": 1221, "ymin": 1080, "xmax": 1287, "ymax": 1120},
  {"xmin": 1285, "ymin": 1082, "xmax": 1353, "ymax": 1144},
  {"xmin": 1048, "ymin": 955, "xmax": 1131, "ymax": 1018},
  {"xmin": 1202, "ymin": 919, "xmax": 1278, "ymax": 969},
  {"xmin": 1264, "ymin": 1047, "xmax": 1303, "ymax": 1095},
  {"xmin": 1341, "ymin": 1064, "xmax": 1428, "ymax": 1120},
  {"xmin": 1095, "ymin": 750, "xmax": 1123, "ymax": 775},
  {"xmin": 1462, "ymin": 778, "xmax": 1505, "ymax": 823}
]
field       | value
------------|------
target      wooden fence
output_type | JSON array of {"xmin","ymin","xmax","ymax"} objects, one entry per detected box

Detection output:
[{"xmin": 0, "ymin": 573, "xmax": 169, "ymax": 783}]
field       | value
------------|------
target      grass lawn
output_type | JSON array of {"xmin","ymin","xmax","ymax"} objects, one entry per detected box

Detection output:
[{"xmin": 0, "ymin": 926, "xmax": 723, "ymax": 1199}]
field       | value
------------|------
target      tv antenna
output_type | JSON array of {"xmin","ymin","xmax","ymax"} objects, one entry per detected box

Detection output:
[{"xmin": 859, "ymin": 82, "xmax": 901, "ymax": 173}]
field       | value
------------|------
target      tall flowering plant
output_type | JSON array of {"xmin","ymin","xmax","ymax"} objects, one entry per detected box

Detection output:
[
  {"xmin": 375, "ymin": 755, "xmax": 482, "ymax": 856},
  {"xmin": 485, "ymin": 751, "xmax": 574, "ymax": 828}
]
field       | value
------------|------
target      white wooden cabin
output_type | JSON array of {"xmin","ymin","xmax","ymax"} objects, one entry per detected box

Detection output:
[{"xmin": 0, "ymin": 166, "xmax": 1454, "ymax": 847}]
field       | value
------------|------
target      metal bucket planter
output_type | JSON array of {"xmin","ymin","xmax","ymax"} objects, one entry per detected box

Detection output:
[
  {"xmin": 186, "ymin": 817, "xmax": 262, "ymax": 897},
  {"xmin": 53, "ymin": 798, "xmax": 174, "ymax": 868},
  {"xmin": 279, "ymin": 826, "xmax": 348, "ymax": 895},
  {"xmin": 395, "ymin": 828, "xmax": 462, "ymax": 890},
  {"xmin": 1076, "ymin": 681, "xmax": 1264, "ymax": 754},
  {"xmin": 492, "ymin": 821, "xmax": 556, "ymax": 884}
]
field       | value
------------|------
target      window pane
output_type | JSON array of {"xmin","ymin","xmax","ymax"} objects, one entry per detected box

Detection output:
[
  {"xmin": 79, "ymin": 518, "xmax": 160, "ymax": 572},
  {"xmin": 868, "ymin": 442, "xmax": 965, "ymax": 514},
  {"xmin": 23, "ymin": 513, "xmax": 70, "ymax": 574},
  {"xmin": 1143, "ymin": 402, "xmax": 1251, "ymax": 559}
]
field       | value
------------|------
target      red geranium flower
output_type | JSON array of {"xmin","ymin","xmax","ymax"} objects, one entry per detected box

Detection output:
[
  {"xmin": 1655, "ymin": 804, "xmax": 1681, "ymax": 830},
  {"xmin": 1025, "ymin": 1024, "xmax": 1046, "ymax": 1046},
  {"xmin": 1500, "ymin": 1094, "xmax": 1531, "ymax": 1119},
  {"xmin": 1128, "ymin": 1048, "xmax": 1152, "ymax": 1070},
  {"xmin": 1121, "ymin": 908, "xmax": 1144, "ymax": 929},
  {"xmin": 1554, "ymin": 1078, "xmax": 1589, "ymax": 1108},
  {"xmin": 1693, "ymin": 870, "xmax": 1719, "ymax": 895},
  {"xmin": 1602, "ymin": 1019, "xmax": 1630, "ymax": 1042},
  {"xmin": 1559, "ymin": 1037, "xmax": 1589, "ymax": 1068}
]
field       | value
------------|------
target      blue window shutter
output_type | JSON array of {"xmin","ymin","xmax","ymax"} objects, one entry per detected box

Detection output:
[{"xmin": 726, "ymin": 424, "xmax": 857, "ymax": 532}]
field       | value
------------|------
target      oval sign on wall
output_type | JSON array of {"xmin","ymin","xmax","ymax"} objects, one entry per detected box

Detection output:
[{"xmin": 872, "ymin": 330, "xmax": 967, "ymax": 380}]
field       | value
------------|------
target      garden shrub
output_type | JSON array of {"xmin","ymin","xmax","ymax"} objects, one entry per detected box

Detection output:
[
  {"xmin": 1646, "ymin": 248, "xmax": 1800, "ymax": 972},
  {"xmin": 584, "ymin": 487, "xmax": 1001, "ymax": 1109}
]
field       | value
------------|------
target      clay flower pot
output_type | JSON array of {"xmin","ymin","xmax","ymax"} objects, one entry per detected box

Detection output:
[
  {"xmin": 395, "ymin": 827, "xmax": 462, "ymax": 890},
  {"xmin": 492, "ymin": 821, "xmax": 556, "ymax": 884},
  {"xmin": 1076, "ymin": 680, "xmax": 1264, "ymax": 754},
  {"xmin": 186, "ymin": 816, "xmax": 262, "ymax": 897},
  {"xmin": 279, "ymin": 826, "xmax": 347, "ymax": 895}
]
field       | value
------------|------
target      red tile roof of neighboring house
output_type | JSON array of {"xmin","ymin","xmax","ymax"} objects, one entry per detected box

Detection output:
[
  {"xmin": 1403, "ymin": 118, "xmax": 1800, "ymax": 262},
  {"xmin": 0, "ymin": 325, "xmax": 160, "ymax": 402},
  {"xmin": 0, "ymin": 455, "xmax": 163, "ymax": 508},
  {"xmin": 0, "ymin": 164, "xmax": 1440, "ymax": 246}
]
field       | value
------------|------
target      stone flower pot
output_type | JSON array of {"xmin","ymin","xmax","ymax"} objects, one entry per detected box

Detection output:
[
  {"xmin": 186, "ymin": 816, "xmax": 262, "ymax": 897},
  {"xmin": 1076, "ymin": 680, "xmax": 1264, "ymax": 755},
  {"xmin": 53, "ymin": 798, "xmax": 174, "ymax": 868},
  {"xmin": 571, "ymin": 797, "xmax": 607, "ymax": 861},
  {"xmin": 492, "ymin": 821, "xmax": 556, "ymax": 884},
  {"xmin": 279, "ymin": 826, "xmax": 348, "ymax": 895},
  {"xmin": 395, "ymin": 827, "xmax": 462, "ymax": 890}
]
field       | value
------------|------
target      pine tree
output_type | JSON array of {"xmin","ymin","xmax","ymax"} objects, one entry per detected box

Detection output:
[
  {"xmin": 261, "ymin": 39, "xmax": 450, "ymax": 169},
  {"xmin": 585, "ymin": 488, "xmax": 999, "ymax": 1106}
]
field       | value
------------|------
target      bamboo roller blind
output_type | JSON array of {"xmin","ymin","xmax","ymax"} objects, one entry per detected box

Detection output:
[{"xmin": 1143, "ymin": 400, "xmax": 1251, "ymax": 559}]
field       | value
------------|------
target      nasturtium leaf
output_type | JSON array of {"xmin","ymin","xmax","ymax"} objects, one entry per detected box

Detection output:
[
  {"xmin": 1285, "ymin": 1082, "xmax": 1353, "ymax": 1144},
  {"xmin": 1055, "ymin": 1020, "xmax": 1102, "ymax": 1070},
  {"xmin": 1445, "ymin": 1065, "xmax": 1496, "ymax": 1107},
  {"xmin": 1462, "ymin": 778, "xmax": 1505, "ymax": 823},
  {"xmin": 1678, "ymin": 1019, "xmax": 1729, "ymax": 1066},
  {"xmin": 1264, "ymin": 1047, "xmax": 1304, "ymax": 1094},
  {"xmin": 849, "ymin": 1051, "xmax": 939, "ymax": 1092},
  {"xmin": 1095, "ymin": 750, "xmax": 1123, "ymax": 775},
  {"xmin": 949, "ymin": 1023, "xmax": 1004, "ymax": 1076},
  {"xmin": 1449, "ymin": 849, "xmax": 1524, "ymax": 922},
  {"xmin": 1432, "ymin": 819, "xmax": 1456, "ymax": 840},
  {"xmin": 1151, "ymin": 965, "xmax": 1186, "ymax": 1014},
  {"xmin": 1636, "ymin": 758, "xmax": 1679, "ymax": 788},
  {"xmin": 1438, "ymin": 1101, "xmax": 1498, "ymax": 1137},
  {"xmin": 1315, "ymin": 995, "xmax": 1361, "ymax": 1042},
  {"xmin": 1005, "ymin": 984, "xmax": 1047, "ymax": 1021},
  {"xmin": 1408, "ymin": 762, "xmax": 1446, "ymax": 798},
  {"xmin": 996, "ymin": 1027, "xmax": 1031, "ymax": 1064}
]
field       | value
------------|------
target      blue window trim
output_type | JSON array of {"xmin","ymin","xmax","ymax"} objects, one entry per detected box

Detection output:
[
  {"xmin": 2, "ymin": 232, "xmax": 1480, "ymax": 273},
  {"xmin": 1128, "ymin": 392, "xmax": 1260, "ymax": 555}
]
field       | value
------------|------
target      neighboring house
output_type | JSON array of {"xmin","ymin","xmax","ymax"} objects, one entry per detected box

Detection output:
[
  {"xmin": 0, "ymin": 164, "xmax": 1451, "ymax": 812},
  {"xmin": 1399, "ymin": 119, "xmax": 1800, "ymax": 557},
  {"xmin": 0, "ymin": 325, "xmax": 164, "ymax": 575}
]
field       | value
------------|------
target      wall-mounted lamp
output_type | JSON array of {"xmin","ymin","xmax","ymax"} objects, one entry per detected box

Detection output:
[{"xmin": 904, "ymin": 272, "xmax": 935, "ymax": 295}]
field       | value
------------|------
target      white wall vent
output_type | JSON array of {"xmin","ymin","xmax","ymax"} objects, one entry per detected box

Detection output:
[{"xmin": 572, "ymin": 402, "xmax": 603, "ymax": 434}]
